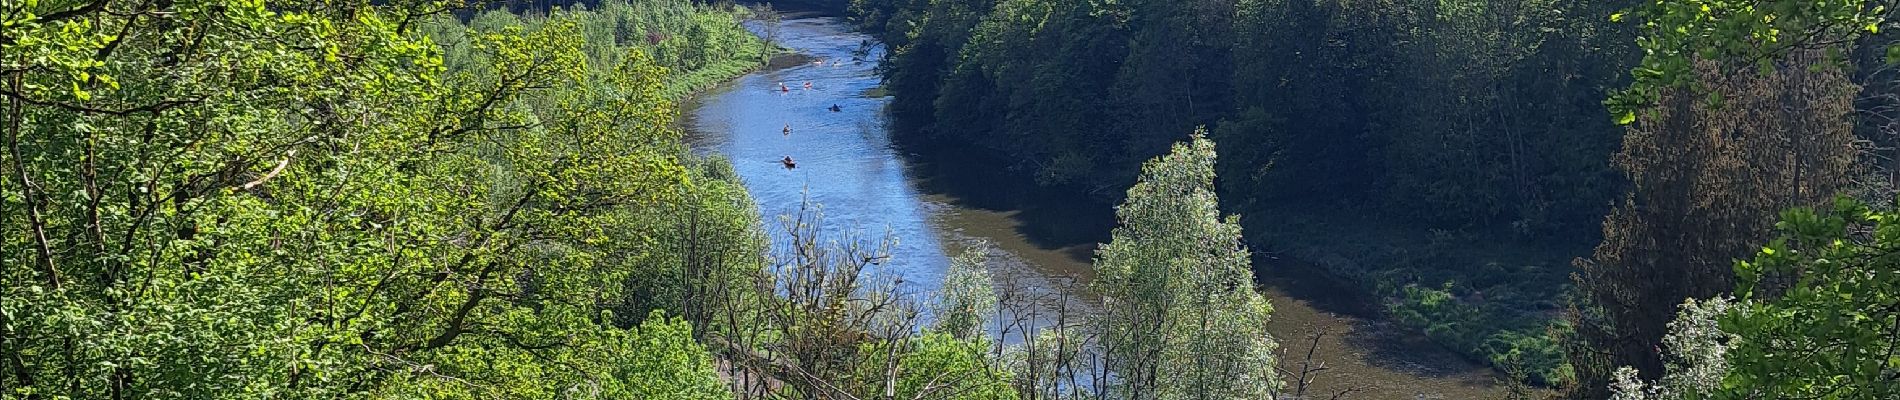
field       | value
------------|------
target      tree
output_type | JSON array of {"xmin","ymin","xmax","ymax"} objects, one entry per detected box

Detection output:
[
  {"xmin": 879, "ymin": 0, "xmax": 994, "ymax": 136},
  {"xmin": 710, "ymin": 202, "xmax": 1026, "ymax": 400},
  {"xmin": 0, "ymin": 0, "xmax": 760, "ymax": 396},
  {"xmin": 1603, "ymin": 0, "xmax": 1890, "ymax": 124},
  {"xmin": 1607, "ymin": 198, "xmax": 1900, "ymax": 399},
  {"xmin": 1573, "ymin": 1, "xmax": 1864, "ymax": 392},
  {"xmin": 1092, "ymin": 130, "xmax": 1278, "ymax": 400},
  {"xmin": 935, "ymin": 243, "xmax": 1000, "ymax": 341},
  {"xmin": 855, "ymin": 333, "xmax": 1019, "ymax": 400},
  {"xmin": 1108, "ymin": 0, "xmax": 1234, "ymax": 185},
  {"xmin": 619, "ymin": 312, "xmax": 734, "ymax": 400},
  {"xmin": 1606, "ymin": 297, "xmax": 1735, "ymax": 400}
]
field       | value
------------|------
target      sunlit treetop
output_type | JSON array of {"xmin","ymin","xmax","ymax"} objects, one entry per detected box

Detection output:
[{"xmin": 1607, "ymin": 0, "xmax": 1889, "ymax": 124}]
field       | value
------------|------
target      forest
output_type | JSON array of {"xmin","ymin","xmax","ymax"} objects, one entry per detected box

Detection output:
[{"xmin": 2, "ymin": 0, "xmax": 1899, "ymax": 398}]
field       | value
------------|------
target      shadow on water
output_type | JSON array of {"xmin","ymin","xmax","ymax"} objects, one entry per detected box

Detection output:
[
  {"xmin": 897, "ymin": 139, "xmax": 1117, "ymax": 252},
  {"xmin": 1256, "ymin": 256, "xmax": 1381, "ymax": 317},
  {"xmin": 901, "ymin": 135, "xmax": 1513, "ymax": 395},
  {"xmin": 894, "ymin": 120, "xmax": 1514, "ymax": 390}
]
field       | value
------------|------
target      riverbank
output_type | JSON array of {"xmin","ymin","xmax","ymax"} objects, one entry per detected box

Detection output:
[
  {"xmin": 666, "ymin": 56, "xmax": 773, "ymax": 99},
  {"xmin": 891, "ymin": 101, "xmax": 1578, "ymax": 387},
  {"xmin": 907, "ymin": 143, "xmax": 1520, "ymax": 399},
  {"xmin": 925, "ymin": 197, "xmax": 1517, "ymax": 399},
  {"xmin": 1252, "ymin": 202, "xmax": 1582, "ymax": 385},
  {"xmin": 655, "ymin": 5, "xmax": 795, "ymax": 99}
]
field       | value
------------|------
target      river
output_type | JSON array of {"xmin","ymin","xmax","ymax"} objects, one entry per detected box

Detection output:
[{"xmin": 685, "ymin": 15, "xmax": 1514, "ymax": 399}]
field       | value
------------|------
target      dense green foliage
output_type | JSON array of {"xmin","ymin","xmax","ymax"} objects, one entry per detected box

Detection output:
[
  {"xmin": 1608, "ymin": 197, "xmax": 1900, "ymax": 399},
  {"xmin": 851, "ymin": 0, "xmax": 1639, "ymax": 384},
  {"xmin": 614, "ymin": 312, "xmax": 734, "ymax": 400},
  {"xmin": 1723, "ymin": 200, "xmax": 1900, "ymax": 397},
  {"xmin": 1603, "ymin": 0, "xmax": 1888, "ymax": 123},
  {"xmin": 855, "ymin": 0, "xmax": 1643, "ymax": 235},
  {"xmin": 1570, "ymin": 48, "xmax": 1857, "ymax": 396},
  {"xmin": 855, "ymin": 333, "xmax": 1019, "ymax": 400},
  {"xmin": 4, "ymin": 0, "xmax": 1294, "ymax": 395},
  {"xmin": 0, "ymin": 0, "xmax": 764, "ymax": 396},
  {"xmin": 1567, "ymin": 0, "xmax": 1885, "ymax": 395}
]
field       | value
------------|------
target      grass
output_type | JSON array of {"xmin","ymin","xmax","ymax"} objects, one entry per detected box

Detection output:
[
  {"xmin": 1243, "ymin": 202, "xmax": 1588, "ymax": 386},
  {"xmin": 664, "ymin": 54, "xmax": 772, "ymax": 100}
]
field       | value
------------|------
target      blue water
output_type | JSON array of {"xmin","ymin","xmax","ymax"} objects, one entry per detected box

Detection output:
[{"xmin": 687, "ymin": 17, "xmax": 948, "ymax": 299}]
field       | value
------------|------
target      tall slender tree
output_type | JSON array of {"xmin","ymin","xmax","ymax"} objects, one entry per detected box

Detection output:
[
  {"xmin": 1572, "ymin": 50, "xmax": 1857, "ymax": 397},
  {"xmin": 1569, "ymin": 0, "xmax": 1889, "ymax": 394},
  {"xmin": 1093, "ymin": 130, "xmax": 1278, "ymax": 400}
]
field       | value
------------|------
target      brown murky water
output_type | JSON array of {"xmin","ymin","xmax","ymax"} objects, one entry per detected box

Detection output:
[{"xmin": 686, "ymin": 15, "xmax": 1515, "ymax": 399}]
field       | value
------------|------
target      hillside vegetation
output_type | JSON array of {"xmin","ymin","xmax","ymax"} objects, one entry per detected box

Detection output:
[
  {"xmin": 0, "ymin": 0, "xmax": 764, "ymax": 396},
  {"xmin": 6, "ymin": 0, "xmax": 1900, "ymax": 398}
]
